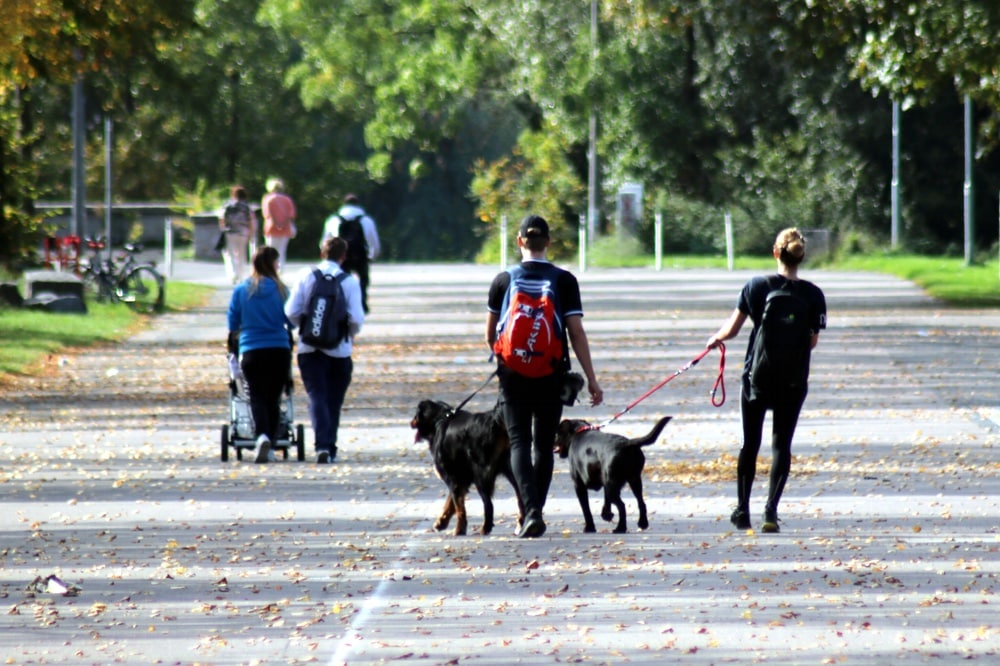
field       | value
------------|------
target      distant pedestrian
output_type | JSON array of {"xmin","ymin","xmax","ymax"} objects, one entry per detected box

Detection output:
[
  {"xmin": 261, "ymin": 177, "xmax": 297, "ymax": 271},
  {"xmin": 321, "ymin": 194, "xmax": 380, "ymax": 313},
  {"xmin": 486, "ymin": 214, "xmax": 603, "ymax": 538},
  {"xmin": 285, "ymin": 237, "xmax": 365, "ymax": 463},
  {"xmin": 219, "ymin": 185, "xmax": 257, "ymax": 284},
  {"xmin": 227, "ymin": 246, "xmax": 292, "ymax": 464},
  {"xmin": 706, "ymin": 227, "xmax": 827, "ymax": 533}
]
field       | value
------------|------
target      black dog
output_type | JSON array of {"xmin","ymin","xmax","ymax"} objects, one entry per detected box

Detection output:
[
  {"xmin": 555, "ymin": 416, "xmax": 672, "ymax": 533},
  {"xmin": 410, "ymin": 399, "xmax": 524, "ymax": 536}
]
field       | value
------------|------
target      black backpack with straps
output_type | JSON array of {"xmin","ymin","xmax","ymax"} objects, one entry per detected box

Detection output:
[
  {"xmin": 748, "ymin": 278, "xmax": 812, "ymax": 399},
  {"xmin": 338, "ymin": 214, "xmax": 368, "ymax": 264},
  {"xmin": 299, "ymin": 269, "xmax": 350, "ymax": 349},
  {"xmin": 223, "ymin": 201, "xmax": 252, "ymax": 234}
]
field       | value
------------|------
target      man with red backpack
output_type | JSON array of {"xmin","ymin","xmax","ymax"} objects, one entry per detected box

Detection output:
[{"xmin": 486, "ymin": 215, "xmax": 604, "ymax": 538}]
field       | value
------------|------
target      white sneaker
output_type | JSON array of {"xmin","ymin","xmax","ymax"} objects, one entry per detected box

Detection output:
[{"xmin": 254, "ymin": 435, "xmax": 272, "ymax": 464}]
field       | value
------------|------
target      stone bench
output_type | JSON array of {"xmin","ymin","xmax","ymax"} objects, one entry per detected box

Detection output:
[{"xmin": 22, "ymin": 270, "xmax": 87, "ymax": 313}]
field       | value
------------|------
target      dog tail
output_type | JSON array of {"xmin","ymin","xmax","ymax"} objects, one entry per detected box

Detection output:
[{"xmin": 629, "ymin": 416, "xmax": 672, "ymax": 448}]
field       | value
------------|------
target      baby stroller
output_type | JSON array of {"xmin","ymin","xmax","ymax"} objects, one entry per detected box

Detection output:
[{"xmin": 221, "ymin": 353, "xmax": 305, "ymax": 462}]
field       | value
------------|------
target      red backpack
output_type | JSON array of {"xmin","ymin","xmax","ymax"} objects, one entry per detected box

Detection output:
[{"xmin": 493, "ymin": 264, "xmax": 567, "ymax": 378}]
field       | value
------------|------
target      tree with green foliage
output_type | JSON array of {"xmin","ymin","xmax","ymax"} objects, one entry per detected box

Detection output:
[
  {"xmin": 794, "ymin": 0, "xmax": 1000, "ymax": 249},
  {"xmin": 5, "ymin": 0, "xmax": 1000, "ymax": 269},
  {"xmin": 0, "ymin": 0, "xmax": 196, "ymax": 268}
]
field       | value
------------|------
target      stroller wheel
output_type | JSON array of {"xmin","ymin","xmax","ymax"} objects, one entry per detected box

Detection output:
[
  {"xmin": 221, "ymin": 424, "xmax": 230, "ymax": 462},
  {"xmin": 296, "ymin": 424, "xmax": 306, "ymax": 461}
]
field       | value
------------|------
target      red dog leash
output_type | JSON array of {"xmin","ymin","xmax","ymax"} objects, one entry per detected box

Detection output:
[{"xmin": 580, "ymin": 343, "xmax": 726, "ymax": 432}]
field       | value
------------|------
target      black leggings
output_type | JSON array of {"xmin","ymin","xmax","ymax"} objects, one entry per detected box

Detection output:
[
  {"xmin": 736, "ymin": 384, "xmax": 807, "ymax": 512},
  {"xmin": 498, "ymin": 371, "xmax": 563, "ymax": 518},
  {"xmin": 241, "ymin": 347, "xmax": 291, "ymax": 443}
]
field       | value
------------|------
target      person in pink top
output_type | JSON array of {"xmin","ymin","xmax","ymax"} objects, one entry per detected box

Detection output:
[{"xmin": 261, "ymin": 177, "xmax": 297, "ymax": 270}]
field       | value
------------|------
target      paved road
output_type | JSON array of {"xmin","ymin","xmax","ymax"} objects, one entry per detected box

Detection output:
[{"xmin": 1, "ymin": 260, "xmax": 998, "ymax": 665}]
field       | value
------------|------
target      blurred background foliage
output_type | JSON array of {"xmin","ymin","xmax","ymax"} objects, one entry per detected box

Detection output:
[{"xmin": 1, "ymin": 0, "xmax": 999, "ymax": 268}]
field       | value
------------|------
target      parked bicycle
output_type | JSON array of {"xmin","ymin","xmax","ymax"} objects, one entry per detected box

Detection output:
[{"xmin": 80, "ymin": 237, "xmax": 165, "ymax": 314}]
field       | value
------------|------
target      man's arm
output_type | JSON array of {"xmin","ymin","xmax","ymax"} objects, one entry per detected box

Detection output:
[
  {"xmin": 485, "ymin": 312, "xmax": 498, "ymax": 349},
  {"xmin": 364, "ymin": 217, "xmax": 381, "ymax": 259},
  {"xmin": 284, "ymin": 272, "xmax": 308, "ymax": 327},
  {"xmin": 565, "ymin": 315, "xmax": 603, "ymax": 406}
]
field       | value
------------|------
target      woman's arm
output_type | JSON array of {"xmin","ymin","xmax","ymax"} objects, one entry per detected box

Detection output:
[{"xmin": 707, "ymin": 308, "xmax": 748, "ymax": 349}]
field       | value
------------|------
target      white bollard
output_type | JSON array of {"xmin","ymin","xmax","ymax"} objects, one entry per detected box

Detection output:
[
  {"xmin": 164, "ymin": 216, "xmax": 174, "ymax": 278},
  {"xmin": 655, "ymin": 212, "xmax": 663, "ymax": 271},
  {"xmin": 725, "ymin": 212, "xmax": 734, "ymax": 271},
  {"xmin": 500, "ymin": 214, "xmax": 508, "ymax": 268}
]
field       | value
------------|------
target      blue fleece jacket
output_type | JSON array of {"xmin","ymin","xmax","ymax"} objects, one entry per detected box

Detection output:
[{"xmin": 227, "ymin": 277, "xmax": 291, "ymax": 352}]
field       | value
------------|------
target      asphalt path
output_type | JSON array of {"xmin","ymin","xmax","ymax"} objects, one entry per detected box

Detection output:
[{"xmin": 1, "ymin": 259, "xmax": 998, "ymax": 665}]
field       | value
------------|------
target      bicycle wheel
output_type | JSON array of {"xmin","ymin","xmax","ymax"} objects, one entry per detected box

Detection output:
[
  {"xmin": 81, "ymin": 266, "xmax": 111, "ymax": 303},
  {"xmin": 118, "ymin": 265, "xmax": 164, "ymax": 313}
]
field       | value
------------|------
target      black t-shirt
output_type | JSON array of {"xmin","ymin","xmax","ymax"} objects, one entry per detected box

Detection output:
[
  {"xmin": 487, "ymin": 260, "xmax": 583, "ymax": 317},
  {"xmin": 737, "ymin": 274, "xmax": 827, "ymax": 382}
]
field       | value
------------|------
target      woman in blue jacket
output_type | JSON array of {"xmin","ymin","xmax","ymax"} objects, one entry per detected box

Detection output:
[{"xmin": 227, "ymin": 246, "xmax": 292, "ymax": 463}]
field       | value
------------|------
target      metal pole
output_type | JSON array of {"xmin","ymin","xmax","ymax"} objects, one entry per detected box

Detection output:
[
  {"xmin": 586, "ymin": 0, "xmax": 598, "ymax": 246},
  {"xmin": 578, "ymin": 215, "xmax": 587, "ymax": 273},
  {"xmin": 891, "ymin": 100, "xmax": 900, "ymax": 249},
  {"xmin": 104, "ymin": 116, "xmax": 112, "ymax": 248},
  {"xmin": 71, "ymin": 76, "xmax": 86, "ymax": 239},
  {"xmin": 963, "ymin": 95, "xmax": 974, "ymax": 266}
]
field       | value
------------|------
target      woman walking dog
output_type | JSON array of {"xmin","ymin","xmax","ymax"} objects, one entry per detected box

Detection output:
[{"xmin": 706, "ymin": 228, "xmax": 826, "ymax": 533}]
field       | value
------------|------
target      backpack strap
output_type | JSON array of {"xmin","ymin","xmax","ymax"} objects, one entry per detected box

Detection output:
[{"xmin": 311, "ymin": 268, "xmax": 351, "ymax": 289}]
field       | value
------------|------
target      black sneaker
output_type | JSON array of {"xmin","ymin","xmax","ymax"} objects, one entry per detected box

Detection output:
[
  {"xmin": 761, "ymin": 509, "xmax": 780, "ymax": 533},
  {"xmin": 518, "ymin": 513, "xmax": 546, "ymax": 538},
  {"xmin": 730, "ymin": 507, "xmax": 751, "ymax": 530},
  {"xmin": 316, "ymin": 451, "xmax": 330, "ymax": 464}
]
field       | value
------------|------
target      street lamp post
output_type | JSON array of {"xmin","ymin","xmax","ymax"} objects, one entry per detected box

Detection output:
[{"xmin": 587, "ymin": 0, "xmax": 598, "ymax": 246}]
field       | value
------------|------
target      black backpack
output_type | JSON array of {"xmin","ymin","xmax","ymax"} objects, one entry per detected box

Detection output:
[
  {"xmin": 748, "ymin": 279, "xmax": 812, "ymax": 399},
  {"xmin": 299, "ymin": 269, "xmax": 350, "ymax": 349},
  {"xmin": 338, "ymin": 214, "xmax": 368, "ymax": 263},
  {"xmin": 223, "ymin": 201, "xmax": 252, "ymax": 234}
]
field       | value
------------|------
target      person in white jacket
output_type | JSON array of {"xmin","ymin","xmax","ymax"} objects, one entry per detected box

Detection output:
[
  {"xmin": 284, "ymin": 237, "xmax": 365, "ymax": 463},
  {"xmin": 321, "ymin": 194, "xmax": 380, "ymax": 312}
]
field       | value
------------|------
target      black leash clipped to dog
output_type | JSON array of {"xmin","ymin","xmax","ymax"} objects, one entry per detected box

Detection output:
[
  {"xmin": 449, "ymin": 369, "xmax": 499, "ymax": 417},
  {"xmin": 579, "ymin": 343, "xmax": 727, "ymax": 432}
]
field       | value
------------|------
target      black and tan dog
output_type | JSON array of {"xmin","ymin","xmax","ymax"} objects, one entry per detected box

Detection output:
[
  {"xmin": 555, "ymin": 416, "xmax": 672, "ymax": 533},
  {"xmin": 410, "ymin": 399, "xmax": 524, "ymax": 536}
]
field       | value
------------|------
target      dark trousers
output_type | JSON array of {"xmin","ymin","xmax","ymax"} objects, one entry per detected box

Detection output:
[
  {"xmin": 297, "ymin": 352, "xmax": 353, "ymax": 454},
  {"xmin": 498, "ymin": 370, "xmax": 563, "ymax": 518},
  {"xmin": 241, "ymin": 347, "xmax": 291, "ymax": 443},
  {"xmin": 736, "ymin": 381, "xmax": 808, "ymax": 513},
  {"xmin": 342, "ymin": 256, "xmax": 370, "ymax": 313}
]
